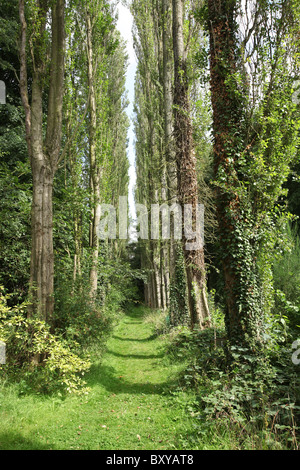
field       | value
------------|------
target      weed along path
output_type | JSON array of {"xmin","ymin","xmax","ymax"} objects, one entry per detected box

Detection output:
[{"xmin": 0, "ymin": 306, "xmax": 200, "ymax": 450}]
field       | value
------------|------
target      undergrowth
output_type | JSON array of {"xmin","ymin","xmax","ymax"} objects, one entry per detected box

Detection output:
[
  {"xmin": 0, "ymin": 285, "xmax": 123, "ymax": 396},
  {"xmin": 166, "ymin": 325, "xmax": 300, "ymax": 449},
  {"xmin": 145, "ymin": 289, "xmax": 300, "ymax": 450}
]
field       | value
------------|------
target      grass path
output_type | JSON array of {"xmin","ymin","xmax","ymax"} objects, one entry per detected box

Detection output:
[{"xmin": 0, "ymin": 306, "xmax": 201, "ymax": 450}]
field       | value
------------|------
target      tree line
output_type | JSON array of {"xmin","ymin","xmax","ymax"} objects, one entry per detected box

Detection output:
[
  {"xmin": 132, "ymin": 0, "xmax": 300, "ymax": 357},
  {"xmin": 0, "ymin": 0, "xmax": 300, "ymax": 411},
  {"xmin": 1, "ymin": 0, "xmax": 131, "ymax": 309},
  {"xmin": 0, "ymin": 0, "xmax": 135, "ymax": 389}
]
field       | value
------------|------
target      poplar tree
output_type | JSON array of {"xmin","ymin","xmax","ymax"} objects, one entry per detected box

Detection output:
[
  {"xmin": 62, "ymin": 0, "xmax": 129, "ymax": 298},
  {"xmin": 172, "ymin": 0, "xmax": 210, "ymax": 329},
  {"xmin": 132, "ymin": 0, "xmax": 167, "ymax": 310},
  {"xmin": 132, "ymin": 0, "xmax": 211, "ymax": 328},
  {"xmin": 19, "ymin": 0, "xmax": 65, "ymax": 323},
  {"xmin": 207, "ymin": 0, "xmax": 300, "ymax": 351}
]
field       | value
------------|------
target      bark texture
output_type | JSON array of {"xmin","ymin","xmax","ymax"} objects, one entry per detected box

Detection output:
[
  {"xmin": 172, "ymin": 0, "xmax": 210, "ymax": 329},
  {"xmin": 19, "ymin": 0, "xmax": 65, "ymax": 323},
  {"xmin": 86, "ymin": 9, "xmax": 101, "ymax": 299}
]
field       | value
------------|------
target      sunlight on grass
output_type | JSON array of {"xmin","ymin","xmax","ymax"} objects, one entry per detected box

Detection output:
[{"xmin": 0, "ymin": 306, "xmax": 204, "ymax": 450}]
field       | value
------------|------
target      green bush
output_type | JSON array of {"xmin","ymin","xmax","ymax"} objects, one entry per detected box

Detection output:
[
  {"xmin": 53, "ymin": 281, "xmax": 115, "ymax": 350},
  {"xmin": 53, "ymin": 256, "xmax": 139, "ymax": 350},
  {"xmin": 0, "ymin": 290, "xmax": 90, "ymax": 395},
  {"xmin": 272, "ymin": 223, "xmax": 300, "ymax": 331},
  {"xmin": 273, "ymin": 223, "xmax": 300, "ymax": 295}
]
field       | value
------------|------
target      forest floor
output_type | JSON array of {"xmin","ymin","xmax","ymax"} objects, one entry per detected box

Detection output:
[{"xmin": 0, "ymin": 305, "xmax": 210, "ymax": 450}]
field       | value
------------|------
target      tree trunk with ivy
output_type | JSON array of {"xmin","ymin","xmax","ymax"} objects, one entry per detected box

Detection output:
[{"xmin": 207, "ymin": 0, "xmax": 262, "ymax": 351}]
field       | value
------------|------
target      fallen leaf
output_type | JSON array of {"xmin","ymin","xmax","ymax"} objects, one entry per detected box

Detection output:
[{"xmin": 137, "ymin": 434, "xmax": 141, "ymax": 441}]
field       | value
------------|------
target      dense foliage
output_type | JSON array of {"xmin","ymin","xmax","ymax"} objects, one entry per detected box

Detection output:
[
  {"xmin": 0, "ymin": 0, "xmax": 300, "ymax": 450},
  {"xmin": 0, "ymin": 0, "xmax": 136, "ymax": 394},
  {"xmin": 132, "ymin": 0, "xmax": 300, "ymax": 448}
]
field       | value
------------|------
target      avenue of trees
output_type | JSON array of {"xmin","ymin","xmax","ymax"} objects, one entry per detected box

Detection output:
[
  {"xmin": 0, "ymin": 0, "xmax": 300, "ymax": 446},
  {"xmin": 133, "ymin": 0, "xmax": 300, "ymax": 349}
]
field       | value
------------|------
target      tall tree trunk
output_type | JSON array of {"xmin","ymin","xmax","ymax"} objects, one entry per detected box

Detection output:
[
  {"xmin": 30, "ymin": 161, "xmax": 55, "ymax": 322},
  {"xmin": 19, "ymin": 0, "xmax": 65, "ymax": 323},
  {"xmin": 162, "ymin": 0, "xmax": 174, "ymax": 311},
  {"xmin": 86, "ymin": 10, "xmax": 101, "ymax": 299},
  {"xmin": 163, "ymin": 0, "xmax": 188, "ymax": 325},
  {"xmin": 172, "ymin": 0, "xmax": 210, "ymax": 329},
  {"xmin": 207, "ymin": 0, "xmax": 262, "ymax": 350}
]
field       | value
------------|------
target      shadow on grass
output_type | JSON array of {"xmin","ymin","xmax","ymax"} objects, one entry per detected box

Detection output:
[
  {"xmin": 87, "ymin": 363, "xmax": 178, "ymax": 396},
  {"xmin": 112, "ymin": 334, "xmax": 158, "ymax": 343},
  {"xmin": 123, "ymin": 319, "xmax": 143, "ymax": 325},
  {"xmin": 0, "ymin": 432, "xmax": 53, "ymax": 450},
  {"xmin": 105, "ymin": 348, "xmax": 164, "ymax": 360}
]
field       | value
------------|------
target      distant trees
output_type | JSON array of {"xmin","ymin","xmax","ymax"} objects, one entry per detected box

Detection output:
[
  {"xmin": 132, "ymin": 0, "xmax": 167, "ymax": 311},
  {"xmin": 79, "ymin": 1, "xmax": 126, "ymax": 298}
]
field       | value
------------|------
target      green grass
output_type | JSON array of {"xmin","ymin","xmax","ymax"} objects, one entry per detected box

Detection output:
[{"xmin": 0, "ymin": 305, "xmax": 206, "ymax": 450}]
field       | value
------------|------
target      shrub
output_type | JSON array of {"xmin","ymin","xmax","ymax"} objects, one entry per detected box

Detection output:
[
  {"xmin": 164, "ymin": 289, "xmax": 300, "ymax": 449},
  {"xmin": 272, "ymin": 223, "xmax": 300, "ymax": 333},
  {"xmin": 53, "ymin": 282, "xmax": 115, "ymax": 351},
  {"xmin": 52, "ymin": 258, "xmax": 139, "ymax": 350},
  {"xmin": 272, "ymin": 223, "xmax": 300, "ymax": 307},
  {"xmin": 0, "ymin": 289, "xmax": 90, "ymax": 395}
]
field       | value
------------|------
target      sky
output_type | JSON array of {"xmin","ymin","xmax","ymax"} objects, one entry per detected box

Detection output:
[{"xmin": 116, "ymin": 2, "xmax": 137, "ymax": 223}]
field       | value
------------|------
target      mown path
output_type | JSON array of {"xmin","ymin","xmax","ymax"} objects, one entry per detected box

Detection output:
[
  {"xmin": 79, "ymin": 305, "xmax": 197, "ymax": 450},
  {"xmin": 0, "ymin": 306, "xmax": 200, "ymax": 450}
]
